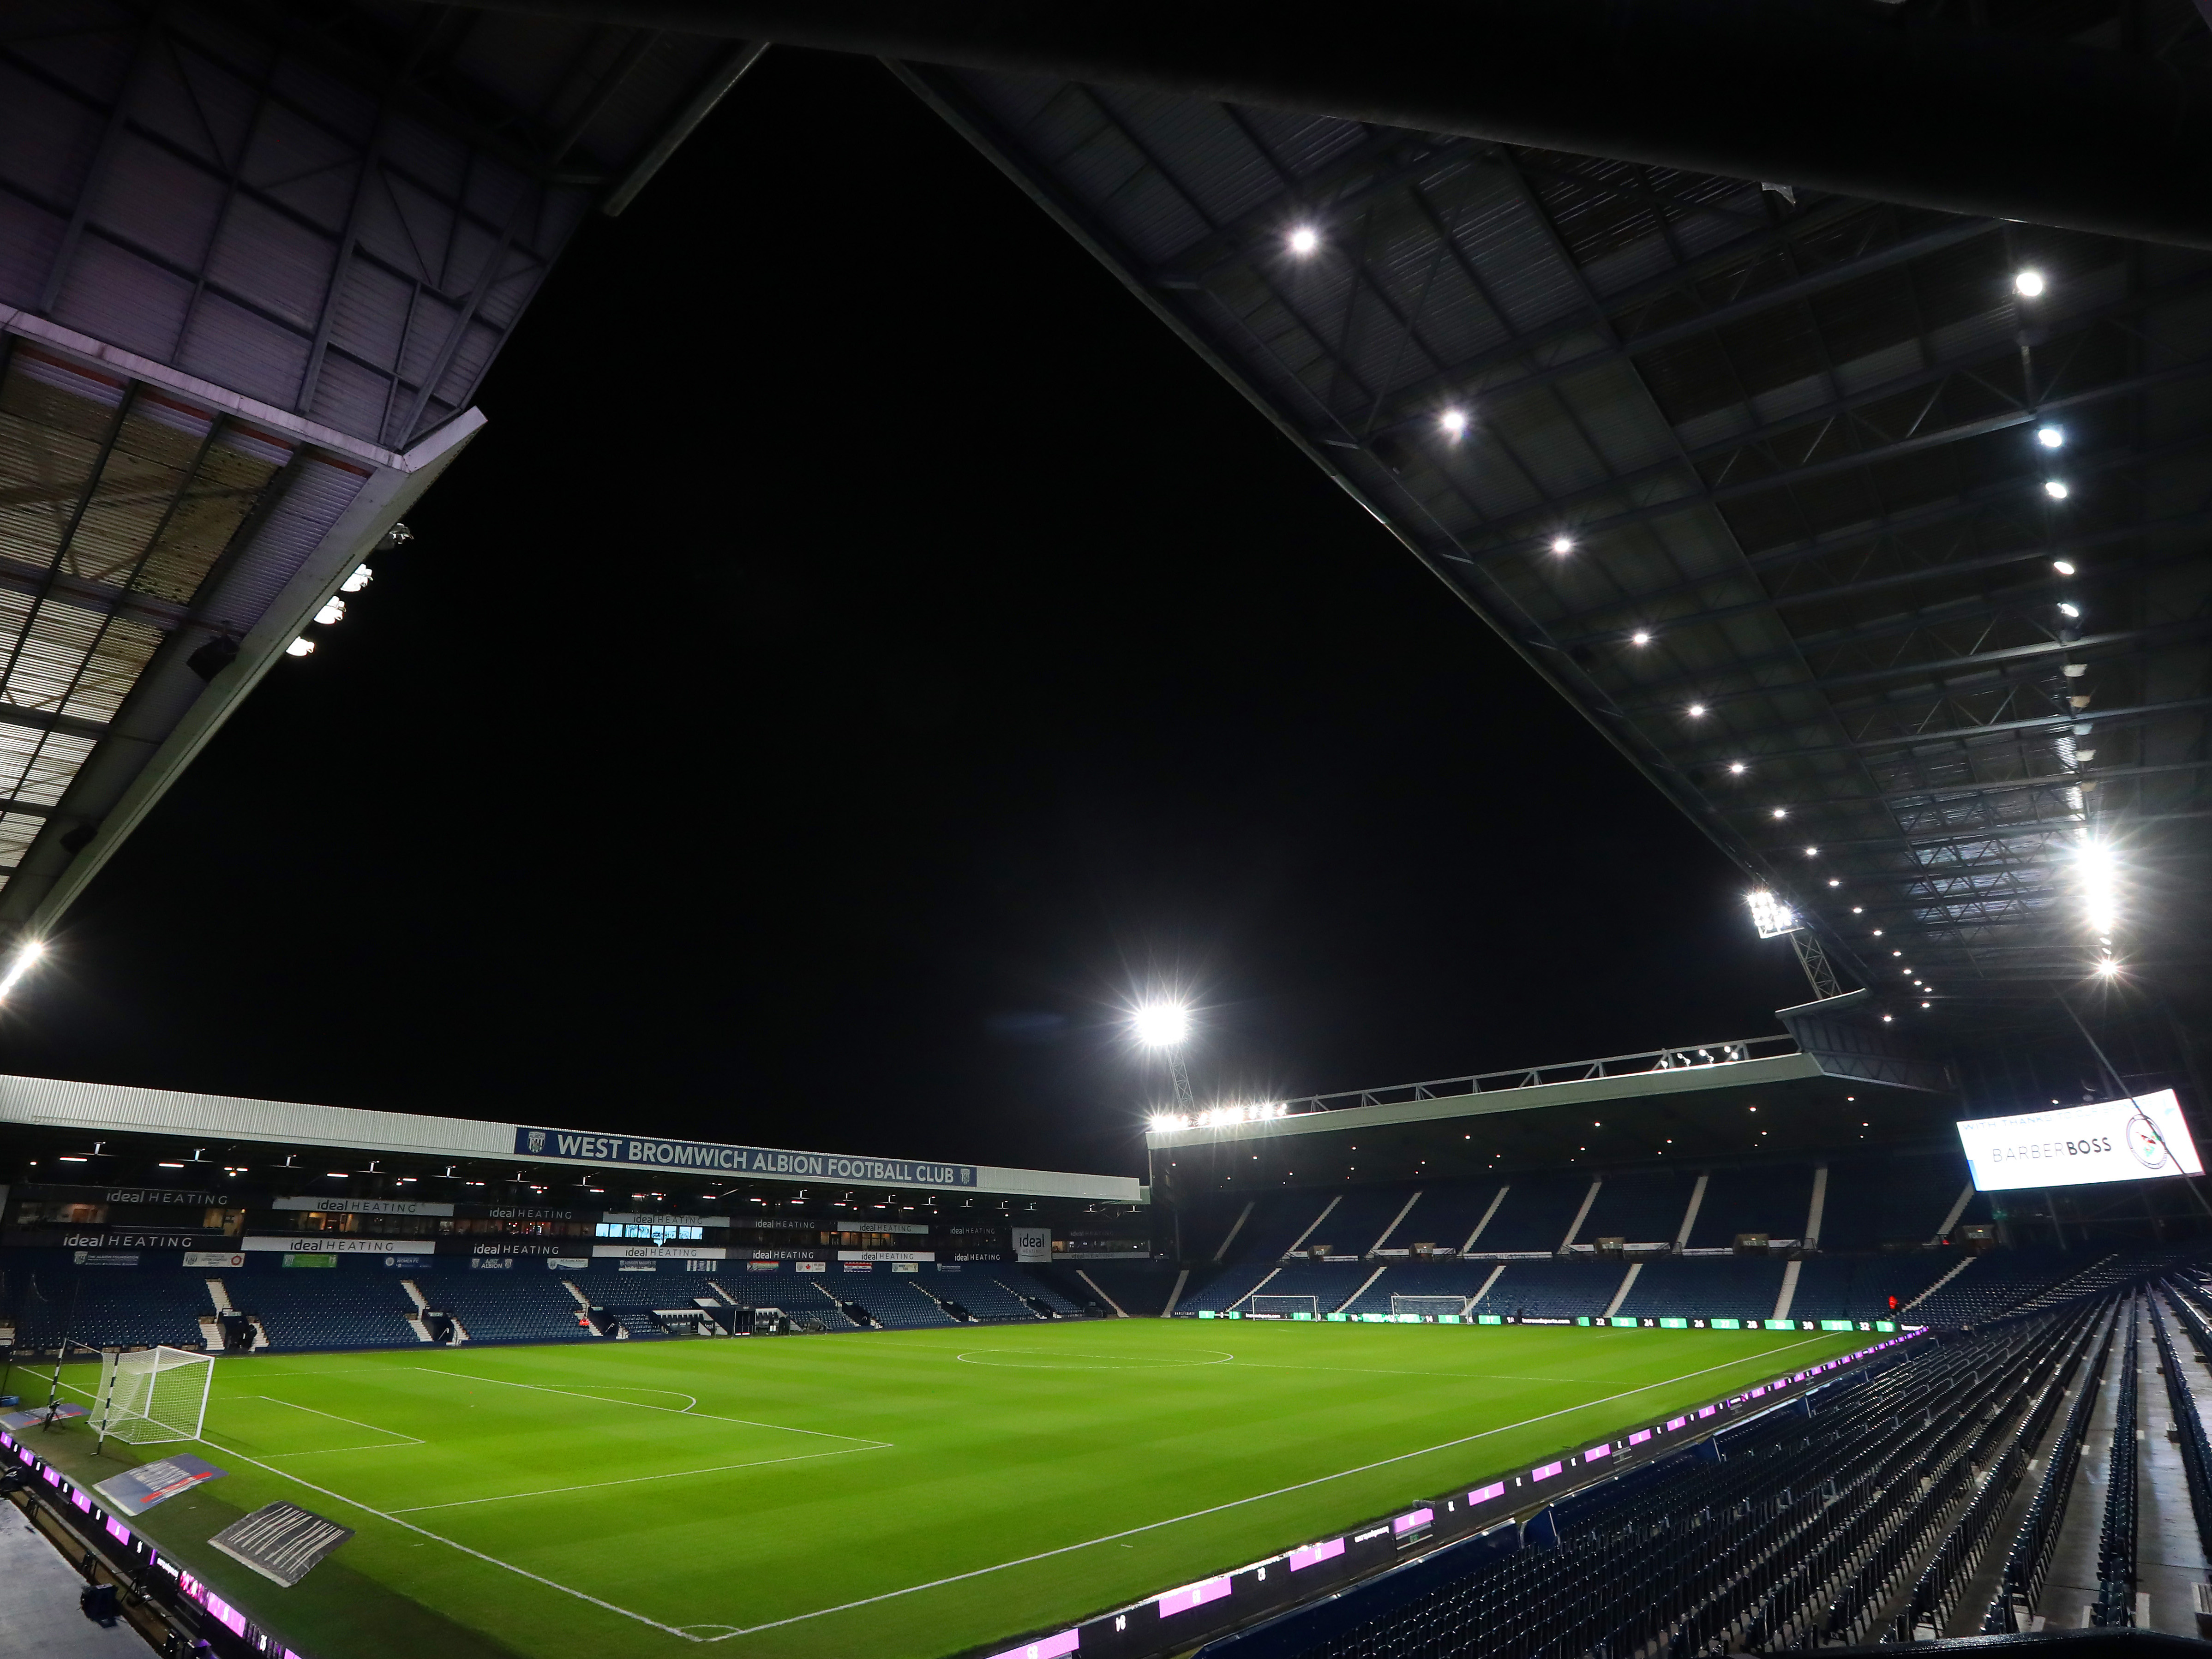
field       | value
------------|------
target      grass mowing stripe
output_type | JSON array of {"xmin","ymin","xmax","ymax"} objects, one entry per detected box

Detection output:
[
  {"xmin": 407, "ymin": 1365, "xmax": 892, "ymax": 1445},
  {"xmin": 387, "ymin": 1443, "xmax": 890, "ymax": 1512},
  {"xmin": 707, "ymin": 1332, "xmax": 1834, "ymax": 1641}
]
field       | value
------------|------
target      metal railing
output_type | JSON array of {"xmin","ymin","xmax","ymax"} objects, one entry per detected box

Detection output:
[{"xmin": 1267, "ymin": 1033, "xmax": 1800, "ymax": 1120}]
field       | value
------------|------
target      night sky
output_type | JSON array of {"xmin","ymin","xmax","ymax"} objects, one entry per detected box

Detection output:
[{"xmin": 0, "ymin": 51, "xmax": 1816, "ymax": 1180}]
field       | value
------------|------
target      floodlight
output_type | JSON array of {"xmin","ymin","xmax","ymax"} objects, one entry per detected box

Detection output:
[
  {"xmin": 1729, "ymin": 761, "xmax": 1746, "ymax": 775},
  {"xmin": 2096, "ymin": 957, "xmax": 2121, "ymax": 978},
  {"xmin": 340, "ymin": 564, "xmax": 373, "ymax": 593},
  {"xmin": 2078, "ymin": 838, "xmax": 2118, "ymax": 936},
  {"xmin": 0, "ymin": 940, "xmax": 42, "ymax": 1000},
  {"xmin": 1288, "ymin": 226, "xmax": 1320, "ymax": 256},
  {"xmin": 1132, "ymin": 1002, "xmax": 1191, "ymax": 1047},
  {"xmin": 2037, "ymin": 425, "xmax": 2065, "ymax": 449},
  {"xmin": 285, "ymin": 637, "xmax": 315, "ymax": 657},
  {"xmin": 2044, "ymin": 480, "xmax": 2069, "ymax": 500},
  {"xmin": 1550, "ymin": 536, "xmax": 1574, "ymax": 554},
  {"xmin": 2052, "ymin": 559, "xmax": 2076, "ymax": 575},
  {"xmin": 1747, "ymin": 890, "xmax": 1799, "ymax": 938},
  {"xmin": 1803, "ymin": 846, "xmax": 1818, "ymax": 856},
  {"xmin": 2014, "ymin": 270, "xmax": 2046, "ymax": 297},
  {"xmin": 1631, "ymin": 630, "xmax": 1651, "ymax": 646},
  {"xmin": 1687, "ymin": 703, "xmax": 1706, "ymax": 718},
  {"xmin": 1771, "ymin": 807, "xmax": 1787, "ymax": 819},
  {"xmin": 1439, "ymin": 408, "xmax": 1469, "ymax": 438},
  {"xmin": 1828, "ymin": 878, "xmax": 1840, "ymax": 887}
]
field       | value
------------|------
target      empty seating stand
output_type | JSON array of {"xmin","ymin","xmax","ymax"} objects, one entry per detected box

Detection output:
[{"xmin": 1203, "ymin": 1297, "xmax": 2119, "ymax": 1659}]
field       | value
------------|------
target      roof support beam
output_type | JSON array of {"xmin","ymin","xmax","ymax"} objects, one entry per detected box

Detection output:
[{"xmin": 442, "ymin": 0, "xmax": 2212, "ymax": 248}]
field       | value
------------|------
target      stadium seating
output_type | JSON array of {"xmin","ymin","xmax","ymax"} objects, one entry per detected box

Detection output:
[
  {"xmin": 1612, "ymin": 1254, "xmax": 1784, "ymax": 1322},
  {"xmin": 1684, "ymin": 1165, "xmax": 1814, "ymax": 1247},
  {"xmin": 1216, "ymin": 1295, "xmax": 2112, "ymax": 1659},
  {"xmin": 1469, "ymin": 1172, "xmax": 1598, "ymax": 1253},
  {"xmin": 840, "ymin": 1274, "xmax": 959, "ymax": 1330},
  {"xmin": 1477, "ymin": 1258, "xmax": 1629, "ymax": 1320},
  {"xmin": 1574, "ymin": 1170, "xmax": 1700, "ymax": 1245},
  {"xmin": 1783, "ymin": 1252, "xmax": 1960, "ymax": 1321},
  {"xmin": 435, "ymin": 1275, "xmax": 595, "ymax": 1345},
  {"xmin": 228, "ymin": 1268, "xmax": 414, "ymax": 1350}
]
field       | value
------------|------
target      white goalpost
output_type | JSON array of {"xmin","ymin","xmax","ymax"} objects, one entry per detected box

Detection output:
[
  {"xmin": 1249, "ymin": 1294, "xmax": 1320, "ymax": 1319},
  {"xmin": 94, "ymin": 1347, "xmax": 214, "ymax": 1449},
  {"xmin": 1391, "ymin": 1295, "xmax": 1468, "ymax": 1320}
]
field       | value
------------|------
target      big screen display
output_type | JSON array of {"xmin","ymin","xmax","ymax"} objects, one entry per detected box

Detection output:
[{"xmin": 1956, "ymin": 1088, "xmax": 2204, "ymax": 1191}]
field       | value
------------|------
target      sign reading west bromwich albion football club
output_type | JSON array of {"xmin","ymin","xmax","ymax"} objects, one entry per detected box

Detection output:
[{"xmin": 512, "ymin": 1126, "xmax": 978, "ymax": 1188}]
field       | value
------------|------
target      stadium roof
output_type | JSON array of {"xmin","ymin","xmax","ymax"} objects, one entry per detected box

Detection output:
[
  {"xmin": 1145, "ymin": 999, "xmax": 1956, "ymax": 1184},
  {"xmin": 0, "ymin": 3, "xmax": 762, "ymax": 938},
  {"xmin": 0, "ymin": 1072, "xmax": 1143, "ymax": 1201},
  {"xmin": 880, "ymin": 60, "xmax": 2212, "ymax": 1006}
]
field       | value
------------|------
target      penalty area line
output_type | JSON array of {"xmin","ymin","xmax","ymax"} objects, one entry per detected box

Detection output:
[{"xmin": 707, "ymin": 1335, "xmax": 1836, "ymax": 1641}]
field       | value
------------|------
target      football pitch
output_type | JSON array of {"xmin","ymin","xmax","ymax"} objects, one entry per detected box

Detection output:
[{"xmin": 35, "ymin": 1319, "xmax": 1864, "ymax": 1659}]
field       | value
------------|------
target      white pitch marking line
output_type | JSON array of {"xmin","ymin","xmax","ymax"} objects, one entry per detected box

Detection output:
[
  {"xmin": 253, "ymin": 1395, "xmax": 424, "ymax": 1445},
  {"xmin": 182, "ymin": 1433, "xmax": 703, "ymax": 1643},
  {"xmin": 705, "ymin": 1335, "xmax": 1838, "ymax": 1641},
  {"xmin": 389, "ymin": 1443, "xmax": 887, "ymax": 1512},
  {"xmin": 406, "ymin": 1367, "xmax": 888, "ymax": 1447}
]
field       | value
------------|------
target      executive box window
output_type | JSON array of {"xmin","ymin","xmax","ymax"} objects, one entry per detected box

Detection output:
[{"xmin": 594, "ymin": 1222, "xmax": 704, "ymax": 1242}]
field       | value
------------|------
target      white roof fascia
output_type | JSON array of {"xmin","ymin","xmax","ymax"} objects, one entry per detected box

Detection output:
[
  {"xmin": 1145, "ymin": 1053, "xmax": 1828, "ymax": 1150},
  {"xmin": 0, "ymin": 1076, "xmax": 1141, "ymax": 1203}
]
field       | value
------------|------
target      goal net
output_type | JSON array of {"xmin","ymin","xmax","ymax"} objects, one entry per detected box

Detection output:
[
  {"xmin": 1391, "ymin": 1295, "xmax": 1467, "ymax": 1320},
  {"xmin": 95, "ymin": 1347, "xmax": 213, "ymax": 1447},
  {"xmin": 1249, "ymin": 1295, "xmax": 1319, "ymax": 1319}
]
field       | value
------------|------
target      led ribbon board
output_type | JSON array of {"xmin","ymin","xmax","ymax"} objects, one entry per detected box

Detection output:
[{"xmin": 1956, "ymin": 1088, "xmax": 2204, "ymax": 1191}]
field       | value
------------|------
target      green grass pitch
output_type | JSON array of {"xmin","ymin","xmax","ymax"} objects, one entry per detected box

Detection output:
[{"xmin": 28, "ymin": 1319, "xmax": 1863, "ymax": 1659}]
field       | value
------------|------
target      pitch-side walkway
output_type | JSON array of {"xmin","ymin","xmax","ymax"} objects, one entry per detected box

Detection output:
[{"xmin": 0, "ymin": 1503, "xmax": 147, "ymax": 1658}]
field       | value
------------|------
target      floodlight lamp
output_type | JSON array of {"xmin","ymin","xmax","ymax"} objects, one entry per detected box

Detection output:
[
  {"xmin": 2096, "ymin": 957, "xmax": 2121, "ymax": 978},
  {"xmin": 1747, "ymin": 889, "xmax": 1799, "ymax": 938},
  {"xmin": 1828, "ymin": 878, "xmax": 1840, "ymax": 887},
  {"xmin": 1132, "ymin": 1001, "xmax": 1191, "ymax": 1047},
  {"xmin": 285, "ymin": 637, "xmax": 315, "ymax": 657},
  {"xmin": 1771, "ymin": 807, "xmax": 1787, "ymax": 819},
  {"xmin": 313, "ymin": 597, "xmax": 346, "ymax": 626},
  {"xmin": 340, "ymin": 564, "xmax": 373, "ymax": 593},
  {"xmin": 1687, "ymin": 703, "xmax": 1706, "ymax": 718},
  {"xmin": 1439, "ymin": 407, "xmax": 1469, "ymax": 439},
  {"xmin": 2037, "ymin": 425, "xmax": 2065, "ymax": 449},
  {"xmin": 1631, "ymin": 630, "xmax": 1652, "ymax": 646},
  {"xmin": 1803, "ymin": 846, "xmax": 1818, "ymax": 856},
  {"xmin": 2052, "ymin": 559, "xmax": 2076, "ymax": 575},
  {"xmin": 2057, "ymin": 602, "xmax": 2079, "ymax": 618},
  {"xmin": 1288, "ymin": 225, "xmax": 1320, "ymax": 256},
  {"xmin": 2077, "ymin": 838, "xmax": 2118, "ymax": 936},
  {"xmin": 0, "ymin": 939, "xmax": 43, "ymax": 1000},
  {"xmin": 1729, "ymin": 761, "xmax": 1746, "ymax": 775},
  {"xmin": 2014, "ymin": 270, "xmax": 2046, "ymax": 297},
  {"xmin": 2044, "ymin": 480, "xmax": 2070, "ymax": 500}
]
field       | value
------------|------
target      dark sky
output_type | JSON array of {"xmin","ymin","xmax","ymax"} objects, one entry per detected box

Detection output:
[{"xmin": 0, "ymin": 51, "xmax": 1815, "ymax": 1180}]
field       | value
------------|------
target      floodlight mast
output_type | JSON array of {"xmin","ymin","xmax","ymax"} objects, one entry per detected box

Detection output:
[
  {"xmin": 1163, "ymin": 1047, "xmax": 1197, "ymax": 1117},
  {"xmin": 1746, "ymin": 890, "xmax": 1841, "ymax": 1000}
]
